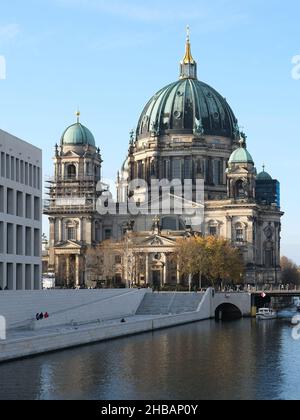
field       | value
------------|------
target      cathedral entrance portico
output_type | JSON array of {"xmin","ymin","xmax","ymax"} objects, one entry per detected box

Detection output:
[{"xmin": 54, "ymin": 245, "xmax": 84, "ymax": 287}]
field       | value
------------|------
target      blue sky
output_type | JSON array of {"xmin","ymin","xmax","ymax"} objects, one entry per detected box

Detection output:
[{"xmin": 0, "ymin": 0, "xmax": 299, "ymax": 262}]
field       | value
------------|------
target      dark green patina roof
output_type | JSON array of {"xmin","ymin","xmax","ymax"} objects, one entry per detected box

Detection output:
[
  {"xmin": 136, "ymin": 78, "xmax": 238, "ymax": 139},
  {"xmin": 61, "ymin": 122, "xmax": 95, "ymax": 147},
  {"xmin": 229, "ymin": 139, "xmax": 254, "ymax": 165},
  {"xmin": 257, "ymin": 169, "xmax": 272, "ymax": 181}
]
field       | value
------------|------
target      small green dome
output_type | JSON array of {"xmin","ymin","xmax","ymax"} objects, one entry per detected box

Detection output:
[
  {"xmin": 61, "ymin": 122, "xmax": 95, "ymax": 147},
  {"xmin": 257, "ymin": 169, "xmax": 272, "ymax": 181},
  {"xmin": 229, "ymin": 139, "xmax": 254, "ymax": 165}
]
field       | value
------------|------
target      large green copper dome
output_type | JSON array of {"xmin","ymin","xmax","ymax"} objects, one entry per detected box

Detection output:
[
  {"xmin": 136, "ymin": 78, "xmax": 238, "ymax": 139},
  {"xmin": 61, "ymin": 121, "xmax": 95, "ymax": 147},
  {"xmin": 137, "ymin": 30, "xmax": 238, "ymax": 140}
]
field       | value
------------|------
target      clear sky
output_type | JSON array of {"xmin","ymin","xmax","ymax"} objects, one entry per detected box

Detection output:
[{"xmin": 0, "ymin": 0, "xmax": 299, "ymax": 262}]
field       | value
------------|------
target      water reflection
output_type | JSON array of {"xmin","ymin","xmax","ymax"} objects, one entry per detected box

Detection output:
[{"xmin": 0, "ymin": 319, "xmax": 299, "ymax": 400}]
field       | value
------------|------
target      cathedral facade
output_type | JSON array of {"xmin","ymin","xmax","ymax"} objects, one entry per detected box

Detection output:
[{"xmin": 44, "ymin": 33, "xmax": 283, "ymax": 288}]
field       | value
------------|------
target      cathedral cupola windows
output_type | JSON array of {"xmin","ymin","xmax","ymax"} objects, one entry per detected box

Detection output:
[
  {"xmin": 67, "ymin": 164, "xmax": 76, "ymax": 180},
  {"xmin": 236, "ymin": 179, "xmax": 246, "ymax": 199}
]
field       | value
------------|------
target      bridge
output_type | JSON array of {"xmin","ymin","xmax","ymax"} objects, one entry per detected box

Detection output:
[
  {"xmin": 213, "ymin": 288, "xmax": 300, "ymax": 320},
  {"xmin": 251, "ymin": 290, "xmax": 300, "ymax": 298}
]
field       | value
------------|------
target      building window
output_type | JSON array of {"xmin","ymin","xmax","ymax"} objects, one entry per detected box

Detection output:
[
  {"xmin": 7, "ymin": 188, "xmax": 14, "ymax": 215},
  {"xmin": 236, "ymin": 228, "xmax": 244, "ymax": 242},
  {"xmin": 67, "ymin": 164, "xmax": 76, "ymax": 179},
  {"xmin": 0, "ymin": 186, "xmax": 3, "ymax": 213},
  {"xmin": 115, "ymin": 255, "xmax": 122, "ymax": 264},
  {"xmin": 25, "ymin": 194, "xmax": 32, "ymax": 218},
  {"xmin": 67, "ymin": 227, "xmax": 76, "ymax": 241},
  {"xmin": 209, "ymin": 226, "xmax": 217, "ymax": 236},
  {"xmin": 34, "ymin": 197, "xmax": 40, "ymax": 221},
  {"xmin": 104, "ymin": 229, "xmax": 112, "ymax": 240},
  {"xmin": 137, "ymin": 161, "xmax": 143, "ymax": 179},
  {"xmin": 184, "ymin": 159, "xmax": 192, "ymax": 180},
  {"xmin": 236, "ymin": 180, "xmax": 246, "ymax": 199},
  {"xmin": 172, "ymin": 159, "xmax": 181, "ymax": 180}
]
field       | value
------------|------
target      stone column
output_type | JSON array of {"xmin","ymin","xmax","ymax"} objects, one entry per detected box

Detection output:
[
  {"xmin": 80, "ymin": 218, "xmax": 84, "ymax": 242},
  {"xmin": 75, "ymin": 255, "xmax": 80, "ymax": 286},
  {"xmin": 49, "ymin": 217, "xmax": 55, "ymax": 247},
  {"xmin": 55, "ymin": 255, "xmax": 59, "ymax": 279},
  {"xmin": 58, "ymin": 218, "xmax": 63, "ymax": 242},
  {"xmin": 66, "ymin": 256, "xmax": 70, "ymax": 286},
  {"xmin": 226, "ymin": 216, "xmax": 233, "ymax": 242},
  {"xmin": 163, "ymin": 255, "xmax": 168, "ymax": 285},
  {"xmin": 222, "ymin": 159, "xmax": 226, "ymax": 185},
  {"xmin": 177, "ymin": 261, "xmax": 181, "ymax": 285},
  {"xmin": 145, "ymin": 254, "xmax": 149, "ymax": 285},
  {"xmin": 85, "ymin": 217, "xmax": 92, "ymax": 245}
]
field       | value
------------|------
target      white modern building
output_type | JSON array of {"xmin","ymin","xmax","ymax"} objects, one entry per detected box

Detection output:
[{"xmin": 0, "ymin": 129, "xmax": 42, "ymax": 290}]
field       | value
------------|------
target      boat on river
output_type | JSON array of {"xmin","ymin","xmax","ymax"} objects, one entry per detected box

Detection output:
[{"xmin": 256, "ymin": 308, "xmax": 277, "ymax": 320}]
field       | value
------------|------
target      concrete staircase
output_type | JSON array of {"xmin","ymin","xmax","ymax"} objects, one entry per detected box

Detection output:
[
  {"xmin": 0, "ymin": 290, "xmax": 145, "ymax": 329},
  {"xmin": 136, "ymin": 292, "xmax": 204, "ymax": 316}
]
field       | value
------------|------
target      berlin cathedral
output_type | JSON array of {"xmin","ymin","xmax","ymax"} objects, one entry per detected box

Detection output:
[{"xmin": 43, "ymin": 31, "xmax": 283, "ymax": 288}]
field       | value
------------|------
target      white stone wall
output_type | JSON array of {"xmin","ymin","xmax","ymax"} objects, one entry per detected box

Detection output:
[
  {"xmin": 0, "ymin": 129, "xmax": 42, "ymax": 290},
  {"xmin": 0, "ymin": 289, "xmax": 147, "ymax": 329}
]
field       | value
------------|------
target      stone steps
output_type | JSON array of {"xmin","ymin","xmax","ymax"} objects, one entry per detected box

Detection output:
[{"xmin": 136, "ymin": 293, "xmax": 204, "ymax": 315}]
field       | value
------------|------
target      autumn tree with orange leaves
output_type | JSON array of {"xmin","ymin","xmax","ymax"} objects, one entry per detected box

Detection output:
[{"xmin": 176, "ymin": 235, "xmax": 244, "ymax": 288}]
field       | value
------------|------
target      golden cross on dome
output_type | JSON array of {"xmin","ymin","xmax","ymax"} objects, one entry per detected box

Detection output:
[
  {"xmin": 186, "ymin": 25, "xmax": 190, "ymax": 42},
  {"xmin": 76, "ymin": 109, "xmax": 80, "ymax": 123},
  {"xmin": 183, "ymin": 25, "xmax": 195, "ymax": 64}
]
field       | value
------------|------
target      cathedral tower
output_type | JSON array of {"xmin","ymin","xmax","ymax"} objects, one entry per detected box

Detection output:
[{"xmin": 45, "ymin": 112, "xmax": 103, "ymax": 286}]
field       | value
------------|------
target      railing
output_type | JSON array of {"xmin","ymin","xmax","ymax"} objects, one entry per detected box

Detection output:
[
  {"xmin": 43, "ymin": 199, "xmax": 97, "ymax": 212},
  {"xmin": 216, "ymin": 286, "xmax": 300, "ymax": 294},
  {"xmin": 46, "ymin": 175, "xmax": 100, "ymax": 183}
]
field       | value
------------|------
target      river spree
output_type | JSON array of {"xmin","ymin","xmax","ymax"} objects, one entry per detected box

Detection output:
[{"xmin": 0, "ymin": 318, "xmax": 300, "ymax": 400}]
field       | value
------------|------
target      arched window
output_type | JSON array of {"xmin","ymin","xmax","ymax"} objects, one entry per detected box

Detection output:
[
  {"xmin": 235, "ymin": 180, "xmax": 245, "ymax": 198},
  {"xmin": 67, "ymin": 164, "xmax": 76, "ymax": 179},
  {"xmin": 208, "ymin": 221, "xmax": 219, "ymax": 236},
  {"xmin": 235, "ymin": 223, "xmax": 244, "ymax": 243}
]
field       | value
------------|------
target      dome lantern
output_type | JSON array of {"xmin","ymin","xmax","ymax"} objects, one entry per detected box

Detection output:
[{"xmin": 180, "ymin": 26, "xmax": 197, "ymax": 80}]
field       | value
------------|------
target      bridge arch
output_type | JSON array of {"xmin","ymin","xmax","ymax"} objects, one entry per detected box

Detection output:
[{"xmin": 215, "ymin": 303, "xmax": 243, "ymax": 321}]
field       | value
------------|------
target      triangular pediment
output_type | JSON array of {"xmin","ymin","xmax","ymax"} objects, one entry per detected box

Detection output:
[
  {"xmin": 63, "ymin": 150, "xmax": 81, "ymax": 158},
  {"xmin": 138, "ymin": 192, "xmax": 204, "ymax": 212},
  {"xmin": 138, "ymin": 234, "xmax": 177, "ymax": 247},
  {"xmin": 55, "ymin": 240, "xmax": 82, "ymax": 249}
]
